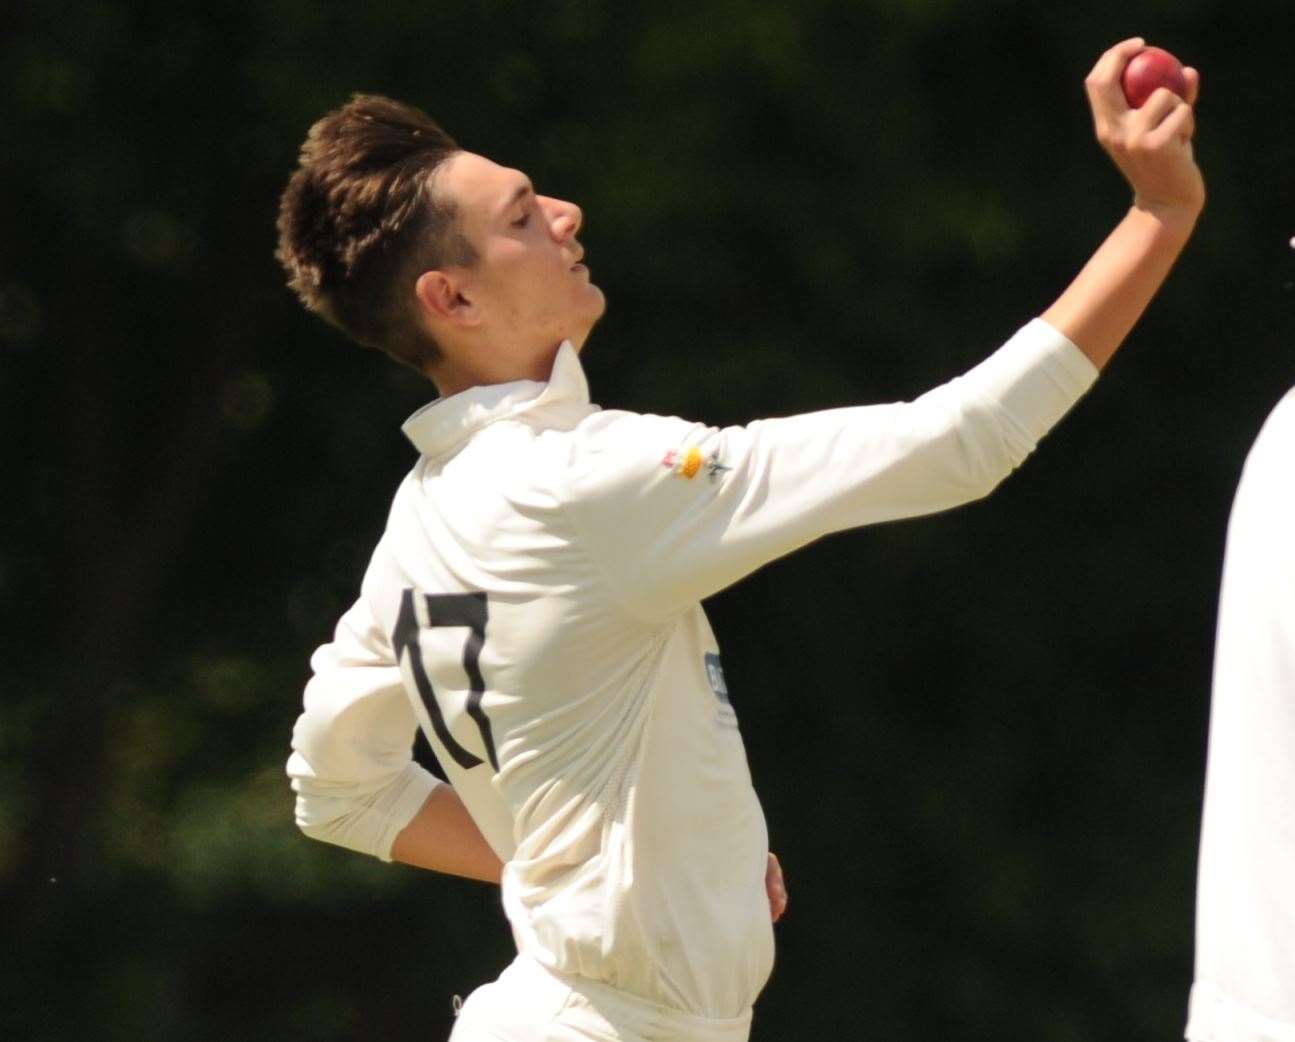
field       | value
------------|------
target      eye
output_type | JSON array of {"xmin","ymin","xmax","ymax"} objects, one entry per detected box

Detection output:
[{"xmin": 511, "ymin": 212, "xmax": 531, "ymax": 229}]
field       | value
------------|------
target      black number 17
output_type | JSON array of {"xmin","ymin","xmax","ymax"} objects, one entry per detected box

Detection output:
[{"xmin": 392, "ymin": 588, "xmax": 498, "ymax": 772}]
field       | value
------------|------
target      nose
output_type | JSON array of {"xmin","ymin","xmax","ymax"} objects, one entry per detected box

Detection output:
[{"xmin": 543, "ymin": 196, "xmax": 582, "ymax": 242}]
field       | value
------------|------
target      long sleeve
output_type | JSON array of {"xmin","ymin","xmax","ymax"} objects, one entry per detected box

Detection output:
[
  {"xmin": 286, "ymin": 594, "xmax": 441, "ymax": 861},
  {"xmin": 563, "ymin": 318, "xmax": 1098, "ymax": 622}
]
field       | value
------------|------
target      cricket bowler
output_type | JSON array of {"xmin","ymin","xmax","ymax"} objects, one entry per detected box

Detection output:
[{"xmin": 279, "ymin": 37, "xmax": 1203, "ymax": 1042}]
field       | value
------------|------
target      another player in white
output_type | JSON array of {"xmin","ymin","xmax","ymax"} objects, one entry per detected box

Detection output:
[
  {"xmin": 1187, "ymin": 387, "xmax": 1295, "ymax": 1042},
  {"xmin": 279, "ymin": 38, "xmax": 1202, "ymax": 1042}
]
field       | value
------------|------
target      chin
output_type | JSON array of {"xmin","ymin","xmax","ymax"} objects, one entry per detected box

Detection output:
[{"xmin": 571, "ymin": 291, "xmax": 606, "ymax": 352}]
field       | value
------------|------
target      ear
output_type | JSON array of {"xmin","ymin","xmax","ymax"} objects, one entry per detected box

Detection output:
[{"xmin": 415, "ymin": 270, "xmax": 480, "ymax": 327}]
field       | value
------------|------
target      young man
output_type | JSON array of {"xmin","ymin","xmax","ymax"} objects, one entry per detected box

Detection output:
[
  {"xmin": 1187, "ymin": 387, "xmax": 1295, "ymax": 1042},
  {"xmin": 280, "ymin": 38, "xmax": 1202, "ymax": 1042}
]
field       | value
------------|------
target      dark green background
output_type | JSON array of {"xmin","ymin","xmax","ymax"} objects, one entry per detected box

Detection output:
[{"xmin": 4, "ymin": 1, "xmax": 1293, "ymax": 1039}]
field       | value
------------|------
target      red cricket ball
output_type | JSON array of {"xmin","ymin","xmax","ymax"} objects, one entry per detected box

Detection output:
[{"xmin": 1121, "ymin": 46, "xmax": 1189, "ymax": 108}]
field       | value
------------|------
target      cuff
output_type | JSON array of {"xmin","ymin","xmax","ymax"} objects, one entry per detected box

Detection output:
[
  {"xmin": 960, "ymin": 317, "xmax": 1100, "ymax": 449},
  {"xmin": 374, "ymin": 763, "xmax": 442, "ymax": 862},
  {"xmin": 291, "ymin": 761, "xmax": 442, "ymax": 862}
]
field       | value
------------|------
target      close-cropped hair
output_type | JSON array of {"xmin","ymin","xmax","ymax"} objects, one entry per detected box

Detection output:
[{"xmin": 275, "ymin": 94, "xmax": 476, "ymax": 370}]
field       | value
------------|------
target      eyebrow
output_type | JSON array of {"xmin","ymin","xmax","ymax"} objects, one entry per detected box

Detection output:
[{"xmin": 498, "ymin": 180, "xmax": 535, "ymax": 218}]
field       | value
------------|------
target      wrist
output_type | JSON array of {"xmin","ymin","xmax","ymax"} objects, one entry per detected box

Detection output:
[{"xmin": 1130, "ymin": 195, "xmax": 1203, "ymax": 237}]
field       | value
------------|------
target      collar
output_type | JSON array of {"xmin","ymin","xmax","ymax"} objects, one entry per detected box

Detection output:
[{"xmin": 401, "ymin": 340, "xmax": 594, "ymax": 459}]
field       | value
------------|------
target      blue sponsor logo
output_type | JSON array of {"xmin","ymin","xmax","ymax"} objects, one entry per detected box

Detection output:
[{"xmin": 704, "ymin": 652, "xmax": 731, "ymax": 706}]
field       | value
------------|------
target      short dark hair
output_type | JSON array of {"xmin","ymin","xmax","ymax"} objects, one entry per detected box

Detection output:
[{"xmin": 275, "ymin": 94, "xmax": 477, "ymax": 370}]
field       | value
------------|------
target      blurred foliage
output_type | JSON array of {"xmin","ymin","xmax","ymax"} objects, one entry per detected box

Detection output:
[{"xmin": 3, "ymin": 0, "xmax": 1294, "ymax": 1039}]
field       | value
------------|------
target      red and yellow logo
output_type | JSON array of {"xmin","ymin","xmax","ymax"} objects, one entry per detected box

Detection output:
[{"xmin": 661, "ymin": 446, "xmax": 705, "ymax": 479}]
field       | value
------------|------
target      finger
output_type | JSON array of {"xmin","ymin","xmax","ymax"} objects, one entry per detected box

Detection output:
[
  {"xmin": 1182, "ymin": 66, "xmax": 1201, "ymax": 107},
  {"xmin": 1132, "ymin": 86, "xmax": 1184, "ymax": 132},
  {"xmin": 1145, "ymin": 101, "xmax": 1195, "ymax": 149},
  {"xmin": 765, "ymin": 852, "xmax": 786, "ymax": 922},
  {"xmin": 770, "ymin": 881, "xmax": 787, "ymax": 922},
  {"xmin": 1085, "ymin": 37, "xmax": 1146, "ymax": 117},
  {"xmin": 1086, "ymin": 36, "xmax": 1147, "ymax": 82}
]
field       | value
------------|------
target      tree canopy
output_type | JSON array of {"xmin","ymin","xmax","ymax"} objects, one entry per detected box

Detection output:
[{"xmin": 3, "ymin": 2, "xmax": 1293, "ymax": 1039}]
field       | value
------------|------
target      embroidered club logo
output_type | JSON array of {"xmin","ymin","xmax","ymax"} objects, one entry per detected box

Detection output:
[
  {"xmin": 705, "ymin": 453, "xmax": 732, "ymax": 481},
  {"xmin": 661, "ymin": 446, "xmax": 730, "ymax": 483},
  {"xmin": 662, "ymin": 446, "xmax": 704, "ymax": 479}
]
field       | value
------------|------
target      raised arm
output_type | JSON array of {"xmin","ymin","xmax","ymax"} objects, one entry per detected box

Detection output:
[
  {"xmin": 560, "ymin": 42, "xmax": 1203, "ymax": 625},
  {"xmin": 1043, "ymin": 37, "xmax": 1205, "ymax": 368}
]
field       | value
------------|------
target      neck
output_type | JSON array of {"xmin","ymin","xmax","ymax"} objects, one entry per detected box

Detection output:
[{"xmin": 427, "ymin": 339, "xmax": 569, "ymax": 398}]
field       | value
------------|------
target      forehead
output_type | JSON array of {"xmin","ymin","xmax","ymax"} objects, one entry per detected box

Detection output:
[{"xmin": 434, "ymin": 151, "xmax": 527, "ymax": 222}]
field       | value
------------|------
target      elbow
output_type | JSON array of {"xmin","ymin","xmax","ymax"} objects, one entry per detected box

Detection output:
[
  {"xmin": 290, "ymin": 786, "xmax": 329, "ymax": 840},
  {"xmin": 946, "ymin": 409, "xmax": 1033, "ymax": 504},
  {"xmin": 295, "ymin": 818, "xmax": 325, "ymax": 843},
  {"xmin": 291, "ymin": 787, "xmax": 345, "ymax": 845},
  {"xmin": 285, "ymin": 751, "xmax": 361, "ymax": 850},
  {"xmin": 295, "ymin": 814, "xmax": 338, "ymax": 846},
  {"xmin": 291, "ymin": 790, "xmax": 390, "ymax": 860},
  {"xmin": 926, "ymin": 441, "xmax": 1016, "ymax": 509},
  {"xmin": 285, "ymin": 755, "xmax": 434, "ymax": 862},
  {"xmin": 961, "ymin": 456, "xmax": 1015, "ymax": 504},
  {"xmin": 890, "ymin": 399, "xmax": 1033, "ymax": 513}
]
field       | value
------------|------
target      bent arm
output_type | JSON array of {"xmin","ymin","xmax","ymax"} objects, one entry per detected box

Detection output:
[
  {"xmin": 1044, "ymin": 37, "xmax": 1204, "ymax": 368},
  {"xmin": 560, "ymin": 41, "xmax": 1204, "ymax": 623},
  {"xmin": 390, "ymin": 784, "xmax": 504, "ymax": 883},
  {"xmin": 288, "ymin": 595, "xmax": 492, "ymax": 883}
]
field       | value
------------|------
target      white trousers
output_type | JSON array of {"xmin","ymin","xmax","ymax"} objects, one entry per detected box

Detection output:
[{"xmin": 448, "ymin": 954, "xmax": 753, "ymax": 1042}]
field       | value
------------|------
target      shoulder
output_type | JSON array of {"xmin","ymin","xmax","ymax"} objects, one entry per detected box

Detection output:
[
  {"xmin": 571, "ymin": 407, "xmax": 708, "ymax": 446},
  {"xmin": 560, "ymin": 408, "xmax": 718, "ymax": 493}
]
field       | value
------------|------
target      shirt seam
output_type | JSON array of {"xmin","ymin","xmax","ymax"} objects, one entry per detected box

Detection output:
[{"xmin": 546, "ymin": 437, "xmax": 680, "ymax": 631}]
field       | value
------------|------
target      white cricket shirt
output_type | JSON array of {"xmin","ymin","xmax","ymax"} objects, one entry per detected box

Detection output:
[
  {"xmin": 287, "ymin": 319, "xmax": 1097, "ymax": 1018},
  {"xmin": 1188, "ymin": 387, "xmax": 1295, "ymax": 1042}
]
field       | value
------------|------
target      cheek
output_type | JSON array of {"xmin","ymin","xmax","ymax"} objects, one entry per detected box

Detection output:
[
  {"xmin": 478, "ymin": 235, "xmax": 530, "ymax": 276},
  {"xmin": 500, "ymin": 266, "xmax": 563, "ymax": 326},
  {"xmin": 476, "ymin": 257, "xmax": 536, "ymax": 314}
]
